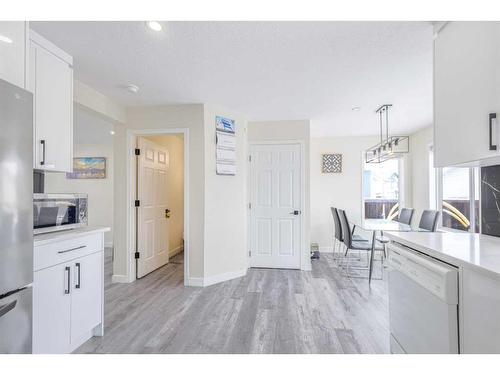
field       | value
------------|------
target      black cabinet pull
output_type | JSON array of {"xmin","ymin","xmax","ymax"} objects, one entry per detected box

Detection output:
[
  {"xmin": 75, "ymin": 262, "xmax": 81, "ymax": 289},
  {"xmin": 40, "ymin": 139, "xmax": 46, "ymax": 165},
  {"xmin": 489, "ymin": 113, "xmax": 497, "ymax": 151},
  {"xmin": 64, "ymin": 266, "xmax": 71, "ymax": 294}
]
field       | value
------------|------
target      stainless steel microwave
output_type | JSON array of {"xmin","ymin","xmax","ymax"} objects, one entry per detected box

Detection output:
[{"xmin": 33, "ymin": 193, "xmax": 88, "ymax": 234}]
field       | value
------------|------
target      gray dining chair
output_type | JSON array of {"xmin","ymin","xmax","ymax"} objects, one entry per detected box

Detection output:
[
  {"xmin": 419, "ymin": 209, "xmax": 440, "ymax": 232},
  {"xmin": 337, "ymin": 209, "xmax": 384, "ymax": 280},
  {"xmin": 330, "ymin": 207, "xmax": 368, "ymax": 263},
  {"xmin": 397, "ymin": 208, "xmax": 415, "ymax": 226}
]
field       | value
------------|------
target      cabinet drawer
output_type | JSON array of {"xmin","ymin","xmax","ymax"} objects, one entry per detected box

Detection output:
[{"xmin": 34, "ymin": 233, "xmax": 102, "ymax": 271}]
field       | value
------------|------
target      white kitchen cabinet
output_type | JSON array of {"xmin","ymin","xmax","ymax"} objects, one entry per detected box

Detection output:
[
  {"xmin": 0, "ymin": 21, "xmax": 28, "ymax": 88},
  {"xmin": 28, "ymin": 30, "xmax": 73, "ymax": 172},
  {"xmin": 434, "ymin": 22, "xmax": 500, "ymax": 167},
  {"xmin": 70, "ymin": 251, "xmax": 103, "ymax": 346},
  {"xmin": 33, "ymin": 261, "xmax": 72, "ymax": 354},
  {"xmin": 33, "ymin": 231, "xmax": 105, "ymax": 354}
]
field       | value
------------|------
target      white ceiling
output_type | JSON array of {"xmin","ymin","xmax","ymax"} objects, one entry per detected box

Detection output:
[{"xmin": 31, "ymin": 21, "xmax": 433, "ymax": 137}]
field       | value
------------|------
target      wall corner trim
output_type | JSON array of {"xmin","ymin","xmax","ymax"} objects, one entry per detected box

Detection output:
[
  {"xmin": 111, "ymin": 274, "xmax": 131, "ymax": 284},
  {"xmin": 186, "ymin": 268, "xmax": 247, "ymax": 287}
]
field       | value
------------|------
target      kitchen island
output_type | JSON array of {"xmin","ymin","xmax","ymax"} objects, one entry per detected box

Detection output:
[{"xmin": 385, "ymin": 231, "xmax": 500, "ymax": 353}]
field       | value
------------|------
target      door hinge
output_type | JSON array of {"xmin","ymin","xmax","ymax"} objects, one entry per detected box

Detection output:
[
  {"xmin": 249, "ymin": 251, "xmax": 251, "ymax": 257},
  {"xmin": 135, "ymin": 148, "xmax": 141, "ymax": 156},
  {"xmin": 135, "ymin": 200, "xmax": 140, "ymax": 207},
  {"xmin": 248, "ymin": 155, "xmax": 252, "ymax": 162},
  {"xmin": 135, "ymin": 252, "xmax": 140, "ymax": 259},
  {"xmin": 248, "ymin": 203, "xmax": 252, "ymax": 209}
]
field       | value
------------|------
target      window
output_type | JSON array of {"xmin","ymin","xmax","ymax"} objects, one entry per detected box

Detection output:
[
  {"xmin": 429, "ymin": 147, "xmax": 480, "ymax": 233},
  {"xmin": 441, "ymin": 167, "xmax": 472, "ymax": 231},
  {"xmin": 363, "ymin": 158, "xmax": 402, "ymax": 219}
]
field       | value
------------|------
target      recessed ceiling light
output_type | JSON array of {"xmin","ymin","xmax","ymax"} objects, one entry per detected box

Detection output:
[
  {"xmin": 351, "ymin": 106, "xmax": 361, "ymax": 111},
  {"xmin": 109, "ymin": 130, "xmax": 116, "ymax": 135},
  {"xmin": 125, "ymin": 84, "xmax": 140, "ymax": 94},
  {"xmin": 0, "ymin": 35, "xmax": 13, "ymax": 44},
  {"xmin": 146, "ymin": 21, "xmax": 162, "ymax": 32}
]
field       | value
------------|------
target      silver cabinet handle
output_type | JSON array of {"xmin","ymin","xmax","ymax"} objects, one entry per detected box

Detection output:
[
  {"xmin": 58, "ymin": 245, "xmax": 86, "ymax": 254},
  {"xmin": 64, "ymin": 266, "xmax": 71, "ymax": 294},
  {"xmin": 75, "ymin": 262, "xmax": 81, "ymax": 289}
]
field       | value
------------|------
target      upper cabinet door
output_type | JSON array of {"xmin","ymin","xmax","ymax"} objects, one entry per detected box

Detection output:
[
  {"xmin": 30, "ymin": 32, "xmax": 73, "ymax": 172},
  {"xmin": 434, "ymin": 22, "xmax": 500, "ymax": 167},
  {"xmin": 0, "ymin": 21, "xmax": 27, "ymax": 89}
]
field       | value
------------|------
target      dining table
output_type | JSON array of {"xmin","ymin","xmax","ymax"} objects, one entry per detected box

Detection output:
[{"xmin": 349, "ymin": 218, "xmax": 428, "ymax": 283}]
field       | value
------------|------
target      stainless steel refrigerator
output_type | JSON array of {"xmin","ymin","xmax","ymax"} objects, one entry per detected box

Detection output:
[{"xmin": 0, "ymin": 78, "xmax": 33, "ymax": 354}]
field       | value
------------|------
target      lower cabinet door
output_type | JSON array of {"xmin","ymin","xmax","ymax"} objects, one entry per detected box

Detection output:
[
  {"xmin": 70, "ymin": 252, "xmax": 102, "ymax": 346},
  {"xmin": 33, "ymin": 262, "xmax": 72, "ymax": 353}
]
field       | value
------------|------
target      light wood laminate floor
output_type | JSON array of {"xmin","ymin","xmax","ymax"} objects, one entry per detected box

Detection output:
[{"xmin": 75, "ymin": 251, "xmax": 390, "ymax": 354}]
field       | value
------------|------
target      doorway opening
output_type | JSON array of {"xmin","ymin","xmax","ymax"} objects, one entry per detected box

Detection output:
[{"xmin": 126, "ymin": 129, "xmax": 188, "ymax": 284}]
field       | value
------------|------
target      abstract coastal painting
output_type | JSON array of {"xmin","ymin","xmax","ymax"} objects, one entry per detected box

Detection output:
[{"xmin": 66, "ymin": 157, "xmax": 106, "ymax": 179}]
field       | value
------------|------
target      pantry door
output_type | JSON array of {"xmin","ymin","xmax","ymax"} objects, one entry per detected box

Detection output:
[
  {"xmin": 249, "ymin": 143, "xmax": 302, "ymax": 269},
  {"xmin": 136, "ymin": 137, "xmax": 170, "ymax": 278}
]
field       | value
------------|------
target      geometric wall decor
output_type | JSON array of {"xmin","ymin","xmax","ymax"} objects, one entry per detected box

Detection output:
[{"xmin": 322, "ymin": 153, "xmax": 342, "ymax": 173}]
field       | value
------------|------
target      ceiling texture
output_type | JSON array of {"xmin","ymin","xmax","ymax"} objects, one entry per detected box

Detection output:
[{"xmin": 31, "ymin": 21, "xmax": 433, "ymax": 137}]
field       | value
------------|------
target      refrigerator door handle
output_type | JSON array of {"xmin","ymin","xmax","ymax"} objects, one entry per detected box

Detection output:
[
  {"xmin": 0, "ymin": 300, "xmax": 17, "ymax": 318},
  {"xmin": 40, "ymin": 139, "xmax": 46, "ymax": 166}
]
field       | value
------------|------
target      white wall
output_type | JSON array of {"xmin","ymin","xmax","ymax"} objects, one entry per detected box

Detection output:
[
  {"xmin": 409, "ymin": 126, "xmax": 434, "ymax": 220},
  {"xmin": 310, "ymin": 136, "xmax": 377, "ymax": 250},
  {"xmin": 45, "ymin": 143, "xmax": 114, "ymax": 246},
  {"xmin": 117, "ymin": 103, "xmax": 249, "ymax": 286},
  {"xmin": 247, "ymin": 120, "xmax": 311, "ymax": 270},
  {"xmin": 145, "ymin": 134, "xmax": 185, "ymax": 257},
  {"xmin": 203, "ymin": 106, "xmax": 248, "ymax": 280}
]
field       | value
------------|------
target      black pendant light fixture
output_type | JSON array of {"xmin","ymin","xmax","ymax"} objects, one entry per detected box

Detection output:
[{"xmin": 365, "ymin": 104, "xmax": 409, "ymax": 163}]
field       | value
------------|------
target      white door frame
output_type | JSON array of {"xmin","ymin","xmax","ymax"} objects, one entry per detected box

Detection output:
[
  {"xmin": 126, "ymin": 128, "xmax": 190, "ymax": 284},
  {"xmin": 247, "ymin": 140, "xmax": 307, "ymax": 270}
]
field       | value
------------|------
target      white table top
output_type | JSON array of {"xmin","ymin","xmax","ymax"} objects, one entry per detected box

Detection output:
[
  {"xmin": 350, "ymin": 218, "xmax": 422, "ymax": 232},
  {"xmin": 385, "ymin": 231, "xmax": 500, "ymax": 280}
]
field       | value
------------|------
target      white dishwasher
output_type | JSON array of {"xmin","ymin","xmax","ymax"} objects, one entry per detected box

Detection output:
[{"xmin": 387, "ymin": 242, "xmax": 459, "ymax": 354}]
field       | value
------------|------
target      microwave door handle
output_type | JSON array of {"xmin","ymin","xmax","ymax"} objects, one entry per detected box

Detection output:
[{"xmin": 0, "ymin": 300, "xmax": 17, "ymax": 318}]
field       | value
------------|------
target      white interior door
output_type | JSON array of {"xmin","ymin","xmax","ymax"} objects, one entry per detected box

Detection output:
[
  {"xmin": 250, "ymin": 143, "xmax": 302, "ymax": 269},
  {"xmin": 137, "ymin": 137, "xmax": 170, "ymax": 278}
]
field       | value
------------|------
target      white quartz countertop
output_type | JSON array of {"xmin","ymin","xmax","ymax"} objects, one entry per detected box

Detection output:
[
  {"xmin": 34, "ymin": 226, "xmax": 110, "ymax": 246},
  {"xmin": 385, "ymin": 231, "xmax": 500, "ymax": 280}
]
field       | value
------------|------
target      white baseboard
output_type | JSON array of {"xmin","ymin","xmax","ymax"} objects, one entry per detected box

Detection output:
[
  {"xmin": 169, "ymin": 245, "xmax": 183, "ymax": 258},
  {"xmin": 185, "ymin": 268, "xmax": 247, "ymax": 287},
  {"xmin": 203, "ymin": 268, "xmax": 247, "ymax": 287},
  {"xmin": 319, "ymin": 246, "xmax": 334, "ymax": 253},
  {"xmin": 185, "ymin": 277, "xmax": 204, "ymax": 287},
  {"xmin": 111, "ymin": 274, "xmax": 131, "ymax": 283}
]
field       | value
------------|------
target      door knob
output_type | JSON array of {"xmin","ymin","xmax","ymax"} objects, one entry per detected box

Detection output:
[
  {"xmin": 290, "ymin": 210, "xmax": 301, "ymax": 216},
  {"xmin": 165, "ymin": 209, "xmax": 171, "ymax": 218}
]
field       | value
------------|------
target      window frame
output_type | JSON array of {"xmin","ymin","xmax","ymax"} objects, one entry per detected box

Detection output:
[
  {"xmin": 361, "ymin": 155, "xmax": 405, "ymax": 220},
  {"xmin": 433, "ymin": 164, "xmax": 480, "ymax": 233}
]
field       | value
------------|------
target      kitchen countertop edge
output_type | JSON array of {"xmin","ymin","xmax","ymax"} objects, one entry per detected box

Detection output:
[
  {"xmin": 385, "ymin": 231, "xmax": 500, "ymax": 281},
  {"xmin": 34, "ymin": 226, "xmax": 111, "ymax": 246}
]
